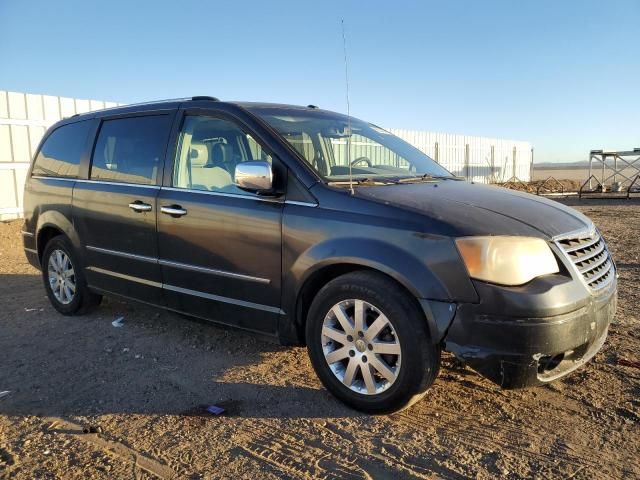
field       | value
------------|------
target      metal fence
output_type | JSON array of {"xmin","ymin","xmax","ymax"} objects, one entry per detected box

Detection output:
[
  {"xmin": 0, "ymin": 91, "xmax": 120, "ymax": 220},
  {"xmin": 388, "ymin": 129, "xmax": 532, "ymax": 183},
  {"xmin": 0, "ymin": 90, "xmax": 532, "ymax": 220}
]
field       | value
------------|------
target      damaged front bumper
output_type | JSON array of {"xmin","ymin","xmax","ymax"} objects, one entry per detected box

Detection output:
[{"xmin": 442, "ymin": 274, "xmax": 617, "ymax": 389}]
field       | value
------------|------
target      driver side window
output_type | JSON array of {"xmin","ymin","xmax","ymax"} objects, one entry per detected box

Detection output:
[{"xmin": 173, "ymin": 115, "xmax": 272, "ymax": 194}]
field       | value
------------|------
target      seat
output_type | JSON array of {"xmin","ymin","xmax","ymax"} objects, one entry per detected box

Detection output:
[
  {"xmin": 188, "ymin": 142, "xmax": 232, "ymax": 190},
  {"xmin": 210, "ymin": 142, "xmax": 236, "ymax": 173}
]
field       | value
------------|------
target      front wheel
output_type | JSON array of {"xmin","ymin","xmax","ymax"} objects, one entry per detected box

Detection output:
[
  {"xmin": 306, "ymin": 271, "xmax": 440, "ymax": 414},
  {"xmin": 42, "ymin": 236, "xmax": 102, "ymax": 315}
]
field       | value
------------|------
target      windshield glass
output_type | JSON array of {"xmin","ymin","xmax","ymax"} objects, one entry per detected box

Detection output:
[{"xmin": 246, "ymin": 106, "xmax": 452, "ymax": 182}]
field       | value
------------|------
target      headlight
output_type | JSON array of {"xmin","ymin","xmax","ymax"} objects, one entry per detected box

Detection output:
[{"xmin": 455, "ymin": 236, "xmax": 559, "ymax": 286}]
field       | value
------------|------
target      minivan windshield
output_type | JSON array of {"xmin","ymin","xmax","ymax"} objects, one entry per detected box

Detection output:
[{"xmin": 246, "ymin": 106, "xmax": 453, "ymax": 183}]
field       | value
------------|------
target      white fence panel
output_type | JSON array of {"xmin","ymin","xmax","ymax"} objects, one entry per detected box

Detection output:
[
  {"xmin": 388, "ymin": 128, "xmax": 532, "ymax": 183},
  {"xmin": 0, "ymin": 90, "xmax": 121, "ymax": 220}
]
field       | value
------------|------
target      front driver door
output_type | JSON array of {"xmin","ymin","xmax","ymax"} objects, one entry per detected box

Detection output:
[{"xmin": 156, "ymin": 110, "xmax": 284, "ymax": 334}]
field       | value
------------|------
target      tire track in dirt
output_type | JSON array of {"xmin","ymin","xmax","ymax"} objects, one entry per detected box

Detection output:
[
  {"xmin": 232, "ymin": 420, "xmax": 408, "ymax": 479},
  {"xmin": 372, "ymin": 441, "xmax": 470, "ymax": 480},
  {"xmin": 234, "ymin": 429, "xmax": 363, "ymax": 479},
  {"xmin": 45, "ymin": 417, "xmax": 176, "ymax": 479},
  {"xmin": 316, "ymin": 420, "xmax": 448, "ymax": 479},
  {"xmin": 391, "ymin": 406, "xmax": 637, "ymax": 478}
]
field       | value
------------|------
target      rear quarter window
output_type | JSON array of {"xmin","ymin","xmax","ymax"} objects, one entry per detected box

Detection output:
[
  {"xmin": 90, "ymin": 115, "xmax": 172, "ymax": 185},
  {"xmin": 32, "ymin": 120, "xmax": 92, "ymax": 178}
]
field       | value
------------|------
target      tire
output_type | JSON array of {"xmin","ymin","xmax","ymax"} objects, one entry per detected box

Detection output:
[
  {"xmin": 42, "ymin": 235, "xmax": 102, "ymax": 315},
  {"xmin": 306, "ymin": 271, "xmax": 440, "ymax": 414}
]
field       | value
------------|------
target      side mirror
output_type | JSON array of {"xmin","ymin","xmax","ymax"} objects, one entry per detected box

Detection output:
[{"xmin": 234, "ymin": 161, "xmax": 273, "ymax": 193}]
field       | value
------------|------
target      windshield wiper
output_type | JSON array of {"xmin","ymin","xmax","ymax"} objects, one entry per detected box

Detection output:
[
  {"xmin": 328, "ymin": 177, "xmax": 399, "ymax": 186},
  {"xmin": 396, "ymin": 174, "xmax": 460, "ymax": 183},
  {"xmin": 328, "ymin": 175, "xmax": 461, "ymax": 187}
]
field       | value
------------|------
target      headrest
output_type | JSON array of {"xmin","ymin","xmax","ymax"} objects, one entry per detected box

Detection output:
[
  {"xmin": 189, "ymin": 144, "xmax": 209, "ymax": 167},
  {"xmin": 211, "ymin": 142, "xmax": 232, "ymax": 165}
]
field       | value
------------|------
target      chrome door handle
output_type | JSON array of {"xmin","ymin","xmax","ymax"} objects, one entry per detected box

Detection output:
[
  {"xmin": 161, "ymin": 205, "xmax": 187, "ymax": 217},
  {"xmin": 129, "ymin": 202, "xmax": 152, "ymax": 212}
]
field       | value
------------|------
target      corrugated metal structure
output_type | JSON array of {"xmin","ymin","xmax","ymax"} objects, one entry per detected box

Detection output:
[
  {"xmin": 0, "ymin": 91, "xmax": 120, "ymax": 220},
  {"xmin": 0, "ymin": 90, "xmax": 532, "ymax": 220},
  {"xmin": 388, "ymin": 129, "xmax": 532, "ymax": 183}
]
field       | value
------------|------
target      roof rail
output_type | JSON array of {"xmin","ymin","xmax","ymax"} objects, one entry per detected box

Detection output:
[
  {"xmin": 94, "ymin": 97, "xmax": 192, "ymax": 113},
  {"xmin": 88, "ymin": 96, "xmax": 220, "ymax": 115},
  {"xmin": 192, "ymin": 95, "xmax": 220, "ymax": 101}
]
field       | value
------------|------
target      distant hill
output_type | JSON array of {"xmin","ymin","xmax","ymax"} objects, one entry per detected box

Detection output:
[
  {"xmin": 535, "ymin": 150, "xmax": 640, "ymax": 169},
  {"xmin": 534, "ymin": 161, "xmax": 591, "ymax": 169}
]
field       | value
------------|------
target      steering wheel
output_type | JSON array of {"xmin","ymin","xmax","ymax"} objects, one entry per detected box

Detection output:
[{"xmin": 351, "ymin": 156, "xmax": 372, "ymax": 167}]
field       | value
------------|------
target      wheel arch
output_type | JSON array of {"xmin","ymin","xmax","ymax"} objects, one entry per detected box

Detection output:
[
  {"xmin": 37, "ymin": 225, "xmax": 64, "ymax": 263},
  {"xmin": 291, "ymin": 259, "xmax": 441, "ymax": 346},
  {"xmin": 36, "ymin": 211, "xmax": 83, "ymax": 263}
]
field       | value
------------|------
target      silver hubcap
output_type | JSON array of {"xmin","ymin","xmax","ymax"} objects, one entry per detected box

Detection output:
[
  {"xmin": 47, "ymin": 249, "xmax": 76, "ymax": 305},
  {"xmin": 321, "ymin": 299, "xmax": 401, "ymax": 395}
]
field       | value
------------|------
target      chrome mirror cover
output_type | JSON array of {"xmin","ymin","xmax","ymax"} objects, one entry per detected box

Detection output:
[{"xmin": 234, "ymin": 161, "xmax": 273, "ymax": 193}]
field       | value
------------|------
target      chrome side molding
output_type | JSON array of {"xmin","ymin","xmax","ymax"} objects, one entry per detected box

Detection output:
[
  {"xmin": 86, "ymin": 266, "xmax": 280, "ymax": 313},
  {"xmin": 284, "ymin": 200, "xmax": 318, "ymax": 207},
  {"xmin": 158, "ymin": 259, "xmax": 270, "ymax": 284},
  {"xmin": 85, "ymin": 245, "xmax": 270, "ymax": 284},
  {"xmin": 86, "ymin": 245, "xmax": 157, "ymax": 264}
]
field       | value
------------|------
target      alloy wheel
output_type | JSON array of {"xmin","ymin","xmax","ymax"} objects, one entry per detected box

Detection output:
[
  {"xmin": 321, "ymin": 299, "xmax": 402, "ymax": 395},
  {"xmin": 47, "ymin": 249, "xmax": 76, "ymax": 305}
]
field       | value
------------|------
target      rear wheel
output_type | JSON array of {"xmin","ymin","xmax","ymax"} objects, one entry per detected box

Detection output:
[
  {"xmin": 42, "ymin": 236, "xmax": 102, "ymax": 315},
  {"xmin": 306, "ymin": 271, "xmax": 440, "ymax": 414}
]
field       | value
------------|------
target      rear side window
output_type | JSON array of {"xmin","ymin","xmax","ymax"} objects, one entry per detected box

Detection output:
[
  {"xmin": 91, "ymin": 115, "xmax": 172, "ymax": 185},
  {"xmin": 32, "ymin": 120, "xmax": 92, "ymax": 178}
]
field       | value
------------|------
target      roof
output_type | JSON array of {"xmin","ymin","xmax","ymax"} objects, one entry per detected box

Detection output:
[
  {"xmin": 50, "ymin": 97, "xmax": 347, "ymax": 132},
  {"xmin": 72, "ymin": 97, "xmax": 334, "ymax": 118}
]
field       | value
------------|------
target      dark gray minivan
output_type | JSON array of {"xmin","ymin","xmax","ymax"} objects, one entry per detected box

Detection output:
[{"xmin": 22, "ymin": 97, "xmax": 617, "ymax": 413}]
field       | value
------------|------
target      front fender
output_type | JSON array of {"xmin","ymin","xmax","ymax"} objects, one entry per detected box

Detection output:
[
  {"xmin": 291, "ymin": 235, "xmax": 477, "ymax": 302},
  {"xmin": 293, "ymin": 237, "xmax": 449, "ymax": 301}
]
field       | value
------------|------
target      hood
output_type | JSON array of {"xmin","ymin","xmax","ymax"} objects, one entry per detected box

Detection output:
[{"xmin": 354, "ymin": 180, "xmax": 592, "ymax": 238}]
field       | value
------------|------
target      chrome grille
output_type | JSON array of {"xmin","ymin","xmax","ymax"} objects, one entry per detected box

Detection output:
[{"xmin": 556, "ymin": 230, "xmax": 615, "ymax": 292}]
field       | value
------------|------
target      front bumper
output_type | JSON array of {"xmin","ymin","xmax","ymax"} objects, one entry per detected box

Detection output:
[{"xmin": 443, "ymin": 275, "xmax": 617, "ymax": 388}]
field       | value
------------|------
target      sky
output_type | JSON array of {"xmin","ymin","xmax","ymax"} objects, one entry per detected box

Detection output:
[{"xmin": 1, "ymin": 0, "xmax": 638, "ymax": 163}]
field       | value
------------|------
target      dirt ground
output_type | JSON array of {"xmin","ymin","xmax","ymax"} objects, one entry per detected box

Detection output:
[
  {"xmin": 514, "ymin": 178, "xmax": 583, "ymax": 194},
  {"xmin": 0, "ymin": 199, "xmax": 638, "ymax": 479}
]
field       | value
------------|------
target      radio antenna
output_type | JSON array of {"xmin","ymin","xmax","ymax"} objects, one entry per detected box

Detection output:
[{"xmin": 341, "ymin": 18, "xmax": 354, "ymax": 195}]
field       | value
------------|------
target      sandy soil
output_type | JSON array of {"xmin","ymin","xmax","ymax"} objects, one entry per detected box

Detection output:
[{"xmin": 0, "ymin": 199, "xmax": 639, "ymax": 479}]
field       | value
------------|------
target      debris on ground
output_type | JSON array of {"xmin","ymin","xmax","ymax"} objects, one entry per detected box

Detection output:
[
  {"xmin": 497, "ymin": 178, "xmax": 583, "ymax": 194},
  {"xmin": 111, "ymin": 317, "xmax": 124, "ymax": 328},
  {"xmin": 0, "ymin": 391, "xmax": 10, "ymax": 400},
  {"xmin": 618, "ymin": 359, "xmax": 640, "ymax": 370},
  {"xmin": 82, "ymin": 426, "xmax": 103, "ymax": 434},
  {"xmin": 205, "ymin": 405, "xmax": 225, "ymax": 415}
]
